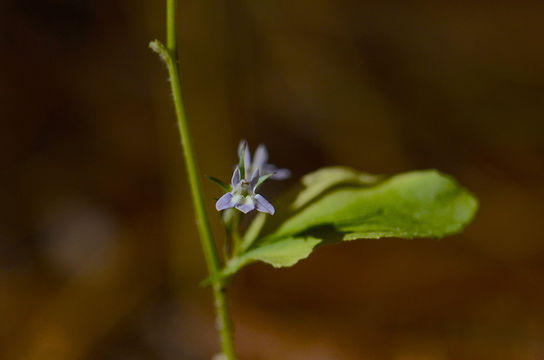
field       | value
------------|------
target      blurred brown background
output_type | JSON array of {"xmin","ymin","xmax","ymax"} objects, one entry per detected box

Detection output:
[{"xmin": 2, "ymin": 0, "xmax": 544, "ymax": 359}]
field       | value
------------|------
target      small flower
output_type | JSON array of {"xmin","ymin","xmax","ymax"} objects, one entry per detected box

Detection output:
[
  {"xmin": 215, "ymin": 167, "xmax": 275, "ymax": 215},
  {"xmin": 238, "ymin": 140, "xmax": 291, "ymax": 180}
]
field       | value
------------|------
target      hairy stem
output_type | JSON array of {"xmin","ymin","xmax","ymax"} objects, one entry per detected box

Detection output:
[{"xmin": 150, "ymin": 2, "xmax": 236, "ymax": 358}]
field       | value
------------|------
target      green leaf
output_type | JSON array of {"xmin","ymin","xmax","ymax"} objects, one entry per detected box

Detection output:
[
  {"xmin": 205, "ymin": 175, "xmax": 231, "ymax": 191},
  {"xmin": 292, "ymin": 166, "xmax": 382, "ymax": 210},
  {"xmin": 255, "ymin": 173, "xmax": 274, "ymax": 190},
  {"xmin": 224, "ymin": 236, "xmax": 321, "ymax": 277},
  {"xmin": 224, "ymin": 168, "xmax": 478, "ymax": 277},
  {"xmin": 239, "ymin": 166, "xmax": 381, "ymax": 251}
]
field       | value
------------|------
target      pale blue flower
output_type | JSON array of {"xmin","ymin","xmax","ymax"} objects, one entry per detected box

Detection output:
[
  {"xmin": 215, "ymin": 168, "xmax": 275, "ymax": 215},
  {"xmin": 238, "ymin": 140, "xmax": 291, "ymax": 180}
]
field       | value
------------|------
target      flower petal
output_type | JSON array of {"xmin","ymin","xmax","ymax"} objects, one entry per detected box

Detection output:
[
  {"xmin": 216, "ymin": 193, "xmax": 234, "ymax": 211},
  {"xmin": 231, "ymin": 167, "xmax": 241, "ymax": 188},
  {"xmin": 238, "ymin": 140, "xmax": 251, "ymax": 177},
  {"xmin": 238, "ymin": 139, "xmax": 247, "ymax": 157},
  {"xmin": 265, "ymin": 164, "xmax": 291, "ymax": 180},
  {"xmin": 252, "ymin": 144, "xmax": 269, "ymax": 171},
  {"xmin": 249, "ymin": 170, "xmax": 260, "ymax": 192},
  {"xmin": 245, "ymin": 148, "xmax": 251, "ymax": 175},
  {"xmin": 254, "ymin": 194, "xmax": 275, "ymax": 215},
  {"xmin": 270, "ymin": 167, "xmax": 291, "ymax": 180},
  {"xmin": 235, "ymin": 199, "xmax": 255, "ymax": 214}
]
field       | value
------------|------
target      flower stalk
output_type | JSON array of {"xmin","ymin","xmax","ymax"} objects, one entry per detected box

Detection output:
[{"xmin": 150, "ymin": 1, "xmax": 236, "ymax": 358}]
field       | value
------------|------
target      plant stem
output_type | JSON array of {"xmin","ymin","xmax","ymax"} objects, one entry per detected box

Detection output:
[
  {"xmin": 231, "ymin": 211, "xmax": 242, "ymax": 255},
  {"xmin": 151, "ymin": 1, "xmax": 236, "ymax": 358}
]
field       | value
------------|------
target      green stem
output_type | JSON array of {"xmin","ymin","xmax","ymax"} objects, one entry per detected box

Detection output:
[
  {"xmin": 150, "ymin": 2, "xmax": 236, "ymax": 358},
  {"xmin": 231, "ymin": 211, "xmax": 242, "ymax": 255},
  {"xmin": 166, "ymin": 0, "xmax": 178, "ymax": 56}
]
